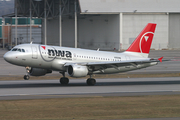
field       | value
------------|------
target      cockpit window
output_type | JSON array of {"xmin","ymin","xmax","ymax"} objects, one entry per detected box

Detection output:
[
  {"xmin": 11, "ymin": 48, "xmax": 25, "ymax": 52},
  {"xmin": 17, "ymin": 49, "xmax": 21, "ymax": 52},
  {"xmin": 22, "ymin": 49, "xmax": 25, "ymax": 52},
  {"xmin": 12, "ymin": 48, "xmax": 18, "ymax": 51}
]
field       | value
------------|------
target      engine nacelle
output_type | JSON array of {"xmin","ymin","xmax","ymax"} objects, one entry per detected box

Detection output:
[
  {"xmin": 67, "ymin": 65, "xmax": 88, "ymax": 78},
  {"xmin": 27, "ymin": 68, "xmax": 52, "ymax": 76}
]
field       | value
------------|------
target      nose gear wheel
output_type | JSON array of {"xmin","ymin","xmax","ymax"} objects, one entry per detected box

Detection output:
[{"xmin": 24, "ymin": 75, "xmax": 30, "ymax": 80}]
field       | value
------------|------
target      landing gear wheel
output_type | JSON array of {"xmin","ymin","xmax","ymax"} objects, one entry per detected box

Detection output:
[
  {"xmin": 24, "ymin": 75, "xmax": 30, "ymax": 80},
  {"xmin": 86, "ymin": 78, "xmax": 96, "ymax": 86},
  {"xmin": 60, "ymin": 77, "xmax": 69, "ymax": 85}
]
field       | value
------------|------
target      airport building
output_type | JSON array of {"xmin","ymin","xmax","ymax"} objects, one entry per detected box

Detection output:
[
  {"xmin": 1, "ymin": 0, "xmax": 180, "ymax": 50},
  {"xmin": 0, "ymin": 17, "xmax": 42, "ymax": 48}
]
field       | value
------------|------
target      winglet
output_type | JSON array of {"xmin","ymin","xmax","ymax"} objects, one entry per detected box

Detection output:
[{"xmin": 158, "ymin": 57, "xmax": 163, "ymax": 62}]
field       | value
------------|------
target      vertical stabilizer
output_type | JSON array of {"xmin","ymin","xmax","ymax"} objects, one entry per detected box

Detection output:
[{"xmin": 125, "ymin": 23, "xmax": 157, "ymax": 58}]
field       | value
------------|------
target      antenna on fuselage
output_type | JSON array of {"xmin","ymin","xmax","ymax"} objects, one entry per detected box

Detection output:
[
  {"xmin": 97, "ymin": 48, "xmax": 100, "ymax": 51},
  {"xmin": 30, "ymin": 41, "xmax": 33, "ymax": 44}
]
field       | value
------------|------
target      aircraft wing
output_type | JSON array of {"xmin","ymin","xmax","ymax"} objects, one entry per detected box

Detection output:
[{"xmin": 64, "ymin": 58, "xmax": 163, "ymax": 72}]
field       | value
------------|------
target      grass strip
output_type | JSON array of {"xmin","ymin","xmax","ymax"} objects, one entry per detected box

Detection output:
[{"xmin": 0, "ymin": 95, "xmax": 180, "ymax": 120}]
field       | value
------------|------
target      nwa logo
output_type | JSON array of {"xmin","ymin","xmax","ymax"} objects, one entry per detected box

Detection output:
[
  {"xmin": 139, "ymin": 32, "xmax": 154, "ymax": 54},
  {"xmin": 39, "ymin": 45, "xmax": 72, "ymax": 62},
  {"xmin": 48, "ymin": 49, "xmax": 72, "ymax": 58}
]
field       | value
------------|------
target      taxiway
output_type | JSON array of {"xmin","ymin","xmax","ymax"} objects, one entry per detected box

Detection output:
[{"xmin": 0, "ymin": 77, "xmax": 180, "ymax": 100}]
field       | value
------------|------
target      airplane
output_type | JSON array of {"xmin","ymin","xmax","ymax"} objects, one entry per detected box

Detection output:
[{"xmin": 3, "ymin": 23, "xmax": 163, "ymax": 86}]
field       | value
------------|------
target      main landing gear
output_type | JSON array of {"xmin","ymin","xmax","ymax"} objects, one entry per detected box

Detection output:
[
  {"xmin": 60, "ymin": 77, "xmax": 69, "ymax": 85},
  {"xmin": 59, "ymin": 72, "xmax": 96, "ymax": 86},
  {"xmin": 86, "ymin": 75, "xmax": 96, "ymax": 86},
  {"xmin": 59, "ymin": 72, "xmax": 69, "ymax": 85}
]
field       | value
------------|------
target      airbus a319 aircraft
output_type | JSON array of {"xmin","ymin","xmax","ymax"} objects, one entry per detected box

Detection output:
[{"xmin": 4, "ymin": 23, "xmax": 163, "ymax": 85}]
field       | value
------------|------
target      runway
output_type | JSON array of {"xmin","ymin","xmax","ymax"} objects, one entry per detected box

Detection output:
[{"xmin": 0, "ymin": 77, "xmax": 180, "ymax": 100}]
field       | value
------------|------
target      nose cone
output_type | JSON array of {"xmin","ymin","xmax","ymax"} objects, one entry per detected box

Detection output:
[{"xmin": 3, "ymin": 52, "xmax": 13, "ymax": 63}]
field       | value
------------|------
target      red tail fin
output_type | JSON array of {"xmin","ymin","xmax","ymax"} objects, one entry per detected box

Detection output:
[{"xmin": 126, "ymin": 23, "xmax": 156, "ymax": 54}]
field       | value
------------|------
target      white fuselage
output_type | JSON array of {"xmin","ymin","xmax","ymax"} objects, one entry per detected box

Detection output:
[{"xmin": 4, "ymin": 44, "xmax": 157, "ymax": 74}]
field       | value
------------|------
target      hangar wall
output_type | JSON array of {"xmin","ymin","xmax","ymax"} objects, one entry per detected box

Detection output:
[
  {"xmin": 11, "ymin": 26, "xmax": 41, "ymax": 44},
  {"xmin": 42, "ymin": 17, "xmax": 75, "ymax": 47},
  {"xmin": 123, "ymin": 14, "xmax": 169, "ymax": 50},
  {"xmin": 78, "ymin": 15, "xmax": 119, "ymax": 50},
  {"xmin": 42, "ymin": 14, "xmax": 120, "ymax": 50},
  {"xmin": 79, "ymin": 0, "xmax": 180, "ymax": 13},
  {"xmin": 42, "ymin": 14, "xmax": 169, "ymax": 50},
  {"xmin": 15, "ymin": 0, "xmax": 180, "ymax": 50},
  {"xmin": 169, "ymin": 13, "xmax": 180, "ymax": 49}
]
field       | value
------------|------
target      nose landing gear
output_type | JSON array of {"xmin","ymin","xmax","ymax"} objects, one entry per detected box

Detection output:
[
  {"xmin": 24, "ymin": 75, "xmax": 30, "ymax": 80},
  {"xmin": 24, "ymin": 66, "xmax": 31, "ymax": 80}
]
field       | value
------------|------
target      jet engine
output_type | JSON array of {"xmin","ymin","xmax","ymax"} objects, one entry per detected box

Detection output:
[
  {"xmin": 67, "ymin": 65, "xmax": 88, "ymax": 78},
  {"xmin": 27, "ymin": 68, "xmax": 52, "ymax": 76}
]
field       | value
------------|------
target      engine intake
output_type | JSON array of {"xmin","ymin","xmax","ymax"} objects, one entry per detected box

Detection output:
[
  {"xmin": 67, "ymin": 65, "xmax": 88, "ymax": 78},
  {"xmin": 28, "ymin": 68, "xmax": 52, "ymax": 76}
]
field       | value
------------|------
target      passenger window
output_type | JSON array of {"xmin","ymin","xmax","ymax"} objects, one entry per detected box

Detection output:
[{"xmin": 22, "ymin": 49, "xmax": 25, "ymax": 52}]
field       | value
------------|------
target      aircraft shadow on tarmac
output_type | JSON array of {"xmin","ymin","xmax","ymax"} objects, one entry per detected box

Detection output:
[{"xmin": 0, "ymin": 80, "xmax": 180, "ymax": 88}]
